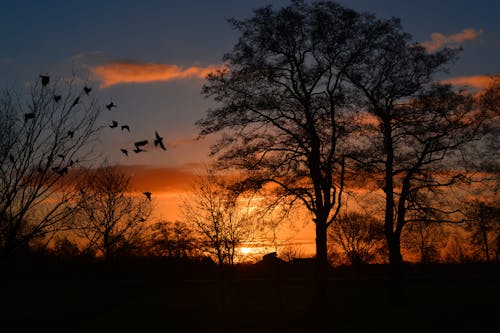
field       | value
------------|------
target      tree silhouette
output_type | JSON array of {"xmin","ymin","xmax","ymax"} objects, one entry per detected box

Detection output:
[
  {"xmin": 197, "ymin": 0, "xmax": 373, "ymax": 269},
  {"xmin": 463, "ymin": 200, "xmax": 500, "ymax": 263},
  {"xmin": 328, "ymin": 212, "xmax": 385, "ymax": 265},
  {"xmin": 343, "ymin": 23, "xmax": 489, "ymax": 267},
  {"xmin": 0, "ymin": 74, "xmax": 103, "ymax": 256},
  {"xmin": 146, "ymin": 220, "xmax": 200, "ymax": 258},
  {"xmin": 74, "ymin": 165, "xmax": 152, "ymax": 261},
  {"xmin": 181, "ymin": 170, "xmax": 259, "ymax": 267}
]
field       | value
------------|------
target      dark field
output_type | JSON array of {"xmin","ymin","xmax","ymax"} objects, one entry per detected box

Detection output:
[{"xmin": 1, "ymin": 258, "xmax": 499, "ymax": 333}]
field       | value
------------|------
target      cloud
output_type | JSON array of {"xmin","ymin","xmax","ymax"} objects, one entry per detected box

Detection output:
[
  {"xmin": 420, "ymin": 28, "xmax": 483, "ymax": 52},
  {"xmin": 91, "ymin": 61, "xmax": 225, "ymax": 87},
  {"xmin": 441, "ymin": 75, "xmax": 494, "ymax": 90}
]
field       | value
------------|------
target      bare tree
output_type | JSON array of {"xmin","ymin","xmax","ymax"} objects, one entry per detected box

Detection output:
[
  {"xmin": 328, "ymin": 212, "xmax": 385, "ymax": 265},
  {"xmin": 343, "ymin": 21, "xmax": 488, "ymax": 267},
  {"xmin": 146, "ymin": 220, "xmax": 200, "ymax": 258},
  {"xmin": 402, "ymin": 220, "xmax": 447, "ymax": 264},
  {"xmin": 197, "ymin": 0, "xmax": 377, "ymax": 268},
  {"xmin": 0, "ymin": 74, "xmax": 103, "ymax": 256},
  {"xmin": 463, "ymin": 200, "xmax": 500, "ymax": 264},
  {"xmin": 181, "ymin": 170, "xmax": 259, "ymax": 266},
  {"xmin": 74, "ymin": 165, "xmax": 152, "ymax": 261}
]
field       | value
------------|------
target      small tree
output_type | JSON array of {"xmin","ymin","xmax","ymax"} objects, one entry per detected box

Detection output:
[
  {"xmin": 328, "ymin": 212, "xmax": 385, "ymax": 265},
  {"xmin": 146, "ymin": 220, "xmax": 199, "ymax": 258},
  {"xmin": 463, "ymin": 201, "xmax": 500, "ymax": 263},
  {"xmin": 0, "ymin": 74, "xmax": 103, "ymax": 256},
  {"xmin": 181, "ymin": 170, "xmax": 258, "ymax": 266},
  {"xmin": 75, "ymin": 165, "xmax": 152, "ymax": 260}
]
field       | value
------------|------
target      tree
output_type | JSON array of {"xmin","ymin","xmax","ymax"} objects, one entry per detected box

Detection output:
[
  {"xmin": 197, "ymin": 0, "xmax": 376, "ymax": 268},
  {"xmin": 75, "ymin": 165, "xmax": 152, "ymax": 260},
  {"xmin": 463, "ymin": 200, "xmax": 500, "ymax": 263},
  {"xmin": 146, "ymin": 220, "xmax": 200, "ymax": 258},
  {"xmin": 181, "ymin": 170, "xmax": 259, "ymax": 266},
  {"xmin": 0, "ymin": 74, "xmax": 103, "ymax": 256},
  {"xmin": 402, "ymin": 220, "xmax": 447, "ymax": 264},
  {"xmin": 328, "ymin": 212, "xmax": 385, "ymax": 265},
  {"xmin": 343, "ymin": 19, "xmax": 488, "ymax": 267}
]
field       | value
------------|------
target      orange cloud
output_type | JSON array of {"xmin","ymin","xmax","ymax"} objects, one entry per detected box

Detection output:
[
  {"xmin": 92, "ymin": 61, "xmax": 225, "ymax": 87},
  {"xmin": 420, "ymin": 28, "xmax": 483, "ymax": 52},
  {"xmin": 441, "ymin": 75, "xmax": 494, "ymax": 90}
]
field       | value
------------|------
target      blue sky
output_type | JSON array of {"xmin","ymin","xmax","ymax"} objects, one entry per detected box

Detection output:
[{"xmin": 1, "ymin": 0, "xmax": 499, "ymax": 170}]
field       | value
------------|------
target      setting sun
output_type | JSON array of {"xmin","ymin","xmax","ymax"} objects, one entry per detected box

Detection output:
[{"xmin": 240, "ymin": 247, "xmax": 252, "ymax": 255}]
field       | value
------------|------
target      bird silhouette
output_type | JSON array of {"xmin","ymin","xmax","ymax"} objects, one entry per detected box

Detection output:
[
  {"xmin": 24, "ymin": 112, "xmax": 35, "ymax": 122},
  {"xmin": 83, "ymin": 85, "xmax": 92, "ymax": 95},
  {"xmin": 67, "ymin": 130, "xmax": 74, "ymax": 138},
  {"xmin": 138, "ymin": 217, "xmax": 147, "ymax": 222},
  {"xmin": 133, "ymin": 146, "xmax": 146, "ymax": 153},
  {"xmin": 54, "ymin": 95, "xmax": 61, "ymax": 102},
  {"xmin": 9, "ymin": 155, "xmax": 15, "ymax": 163},
  {"xmin": 121, "ymin": 125, "xmax": 130, "ymax": 132},
  {"xmin": 134, "ymin": 140, "xmax": 149, "ymax": 148},
  {"xmin": 109, "ymin": 120, "xmax": 118, "ymax": 128},
  {"xmin": 58, "ymin": 154, "xmax": 65, "ymax": 159},
  {"xmin": 143, "ymin": 192, "xmax": 152, "ymax": 201},
  {"xmin": 154, "ymin": 131, "xmax": 167, "ymax": 151},
  {"xmin": 120, "ymin": 148, "xmax": 128, "ymax": 156},
  {"xmin": 40, "ymin": 75, "xmax": 49, "ymax": 87},
  {"xmin": 106, "ymin": 101, "xmax": 117, "ymax": 110},
  {"xmin": 71, "ymin": 96, "xmax": 80, "ymax": 108}
]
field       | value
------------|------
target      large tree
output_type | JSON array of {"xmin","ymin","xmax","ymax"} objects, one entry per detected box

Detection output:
[
  {"xmin": 0, "ymin": 75, "xmax": 102, "ymax": 256},
  {"xmin": 342, "ymin": 20, "xmax": 488, "ymax": 267},
  {"xmin": 197, "ymin": 0, "xmax": 378, "ymax": 268}
]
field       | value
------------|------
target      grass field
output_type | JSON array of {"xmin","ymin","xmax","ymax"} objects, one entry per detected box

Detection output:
[{"xmin": 1, "ymin": 259, "xmax": 499, "ymax": 332}]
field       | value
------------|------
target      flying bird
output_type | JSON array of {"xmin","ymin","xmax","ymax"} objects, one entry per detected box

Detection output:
[
  {"xmin": 154, "ymin": 131, "xmax": 167, "ymax": 151},
  {"xmin": 134, "ymin": 140, "xmax": 149, "ymax": 148},
  {"xmin": 54, "ymin": 95, "xmax": 61, "ymax": 102},
  {"xmin": 67, "ymin": 130, "xmax": 74, "ymax": 139},
  {"xmin": 106, "ymin": 101, "xmax": 117, "ymax": 110},
  {"xmin": 40, "ymin": 75, "xmax": 49, "ymax": 87},
  {"xmin": 143, "ymin": 192, "xmax": 152, "ymax": 201},
  {"xmin": 24, "ymin": 112, "xmax": 35, "ymax": 122},
  {"xmin": 71, "ymin": 96, "xmax": 80, "ymax": 108},
  {"xmin": 109, "ymin": 120, "xmax": 118, "ymax": 128},
  {"xmin": 83, "ymin": 85, "xmax": 92, "ymax": 95},
  {"xmin": 120, "ymin": 148, "xmax": 128, "ymax": 156},
  {"xmin": 133, "ymin": 147, "xmax": 146, "ymax": 153},
  {"xmin": 138, "ymin": 217, "xmax": 147, "ymax": 222},
  {"xmin": 121, "ymin": 125, "xmax": 130, "ymax": 132}
]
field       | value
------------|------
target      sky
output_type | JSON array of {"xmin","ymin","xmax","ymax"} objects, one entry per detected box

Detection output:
[{"xmin": 1, "ymin": 0, "xmax": 499, "ymax": 252}]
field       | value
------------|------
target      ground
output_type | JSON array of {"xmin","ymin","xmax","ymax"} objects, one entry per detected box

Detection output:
[{"xmin": 1, "ymin": 258, "xmax": 498, "ymax": 332}]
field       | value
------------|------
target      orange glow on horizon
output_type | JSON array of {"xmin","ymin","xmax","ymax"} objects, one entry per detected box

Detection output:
[{"xmin": 92, "ymin": 61, "xmax": 226, "ymax": 88}]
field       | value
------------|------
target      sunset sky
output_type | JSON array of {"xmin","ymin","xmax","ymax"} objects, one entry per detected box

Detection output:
[{"xmin": 1, "ymin": 0, "xmax": 499, "ymax": 253}]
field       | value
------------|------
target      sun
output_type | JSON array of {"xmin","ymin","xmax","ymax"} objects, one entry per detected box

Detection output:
[{"xmin": 240, "ymin": 247, "xmax": 252, "ymax": 255}]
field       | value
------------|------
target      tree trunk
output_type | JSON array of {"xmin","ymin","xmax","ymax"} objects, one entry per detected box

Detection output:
[
  {"xmin": 315, "ymin": 220, "xmax": 328, "ymax": 267},
  {"xmin": 313, "ymin": 218, "xmax": 329, "ymax": 314}
]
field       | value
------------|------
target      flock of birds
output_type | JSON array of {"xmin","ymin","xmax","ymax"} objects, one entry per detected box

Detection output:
[{"xmin": 22, "ymin": 74, "xmax": 166, "ymax": 203}]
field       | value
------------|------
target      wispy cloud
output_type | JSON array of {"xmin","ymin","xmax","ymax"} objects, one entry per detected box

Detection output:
[
  {"xmin": 441, "ymin": 75, "xmax": 494, "ymax": 90},
  {"xmin": 91, "ymin": 61, "xmax": 225, "ymax": 88},
  {"xmin": 420, "ymin": 28, "xmax": 483, "ymax": 52}
]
